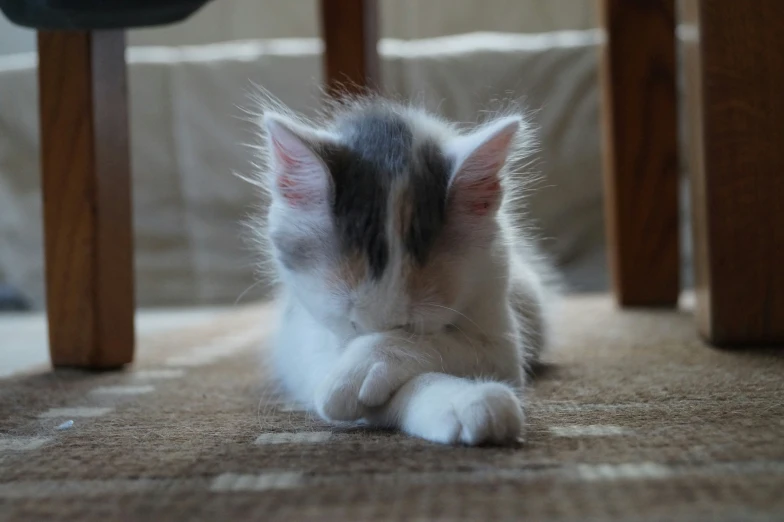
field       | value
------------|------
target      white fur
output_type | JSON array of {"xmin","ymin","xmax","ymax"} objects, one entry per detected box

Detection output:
[{"xmin": 255, "ymin": 97, "xmax": 556, "ymax": 446}]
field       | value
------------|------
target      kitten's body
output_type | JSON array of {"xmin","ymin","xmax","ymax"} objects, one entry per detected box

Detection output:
[{"xmin": 254, "ymin": 97, "xmax": 555, "ymax": 445}]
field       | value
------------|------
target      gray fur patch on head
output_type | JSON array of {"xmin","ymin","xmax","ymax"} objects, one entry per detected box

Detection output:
[
  {"xmin": 404, "ymin": 139, "xmax": 452, "ymax": 265},
  {"xmin": 321, "ymin": 108, "xmax": 453, "ymax": 279},
  {"xmin": 323, "ymin": 109, "xmax": 413, "ymax": 279},
  {"xmin": 338, "ymin": 109, "xmax": 413, "ymax": 176}
]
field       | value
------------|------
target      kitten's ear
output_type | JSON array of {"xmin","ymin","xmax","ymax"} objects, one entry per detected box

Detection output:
[
  {"xmin": 446, "ymin": 116, "xmax": 521, "ymax": 216},
  {"xmin": 263, "ymin": 113, "xmax": 331, "ymax": 209}
]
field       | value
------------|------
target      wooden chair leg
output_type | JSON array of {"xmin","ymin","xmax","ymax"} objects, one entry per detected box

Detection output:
[
  {"xmin": 38, "ymin": 30, "xmax": 135, "ymax": 368},
  {"xmin": 320, "ymin": 0, "xmax": 380, "ymax": 95},
  {"xmin": 599, "ymin": 0, "xmax": 680, "ymax": 307},
  {"xmin": 681, "ymin": 1, "xmax": 784, "ymax": 345}
]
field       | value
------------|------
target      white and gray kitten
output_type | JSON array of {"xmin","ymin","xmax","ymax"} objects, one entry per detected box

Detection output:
[{"xmin": 253, "ymin": 96, "xmax": 556, "ymax": 445}]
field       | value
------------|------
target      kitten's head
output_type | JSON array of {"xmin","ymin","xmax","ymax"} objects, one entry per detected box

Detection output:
[{"xmin": 259, "ymin": 100, "xmax": 528, "ymax": 339}]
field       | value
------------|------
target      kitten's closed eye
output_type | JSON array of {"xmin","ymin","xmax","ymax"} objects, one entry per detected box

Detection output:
[
  {"xmin": 384, "ymin": 323, "xmax": 416, "ymax": 334},
  {"xmin": 351, "ymin": 319, "xmax": 413, "ymax": 334}
]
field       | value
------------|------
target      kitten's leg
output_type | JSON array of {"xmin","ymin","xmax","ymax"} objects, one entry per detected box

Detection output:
[
  {"xmin": 313, "ymin": 332, "xmax": 425, "ymax": 421},
  {"xmin": 366, "ymin": 373, "xmax": 525, "ymax": 445},
  {"xmin": 314, "ymin": 330, "xmax": 521, "ymax": 422}
]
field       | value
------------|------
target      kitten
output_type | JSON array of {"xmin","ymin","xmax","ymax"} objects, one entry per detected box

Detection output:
[{"xmin": 253, "ymin": 96, "xmax": 556, "ymax": 445}]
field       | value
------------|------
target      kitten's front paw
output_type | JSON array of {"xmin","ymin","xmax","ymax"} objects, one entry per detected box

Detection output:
[
  {"xmin": 428, "ymin": 383, "xmax": 524, "ymax": 446},
  {"xmin": 315, "ymin": 333, "xmax": 417, "ymax": 422}
]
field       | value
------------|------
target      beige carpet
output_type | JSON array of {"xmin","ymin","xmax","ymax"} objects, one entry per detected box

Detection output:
[{"xmin": 1, "ymin": 295, "xmax": 783, "ymax": 521}]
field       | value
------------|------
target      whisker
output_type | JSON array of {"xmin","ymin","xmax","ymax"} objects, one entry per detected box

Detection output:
[
  {"xmin": 420, "ymin": 303, "xmax": 491, "ymax": 339},
  {"xmin": 256, "ymin": 379, "xmax": 284, "ymax": 432},
  {"xmin": 382, "ymin": 334, "xmax": 416, "ymax": 346},
  {"xmin": 234, "ymin": 279, "xmax": 265, "ymax": 306},
  {"xmin": 449, "ymin": 322, "xmax": 481, "ymax": 368}
]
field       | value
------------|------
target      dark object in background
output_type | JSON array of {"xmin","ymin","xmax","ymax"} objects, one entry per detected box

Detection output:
[
  {"xmin": 0, "ymin": 0, "xmax": 211, "ymax": 29},
  {"xmin": 0, "ymin": 284, "xmax": 30, "ymax": 312}
]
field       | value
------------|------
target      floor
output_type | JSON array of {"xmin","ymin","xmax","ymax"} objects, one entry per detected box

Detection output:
[{"xmin": 1, "ymin": 295, "xmax": 783, "ymax": 521}]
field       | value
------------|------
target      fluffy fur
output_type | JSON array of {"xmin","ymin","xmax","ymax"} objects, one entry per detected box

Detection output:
[{"xmin": 248, "ymin": 94, "xmax": 557, "ymax": 445}]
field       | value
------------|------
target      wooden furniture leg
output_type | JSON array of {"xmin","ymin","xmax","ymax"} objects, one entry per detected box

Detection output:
[
  {"xmin": 681, "ymin": 1, "xmax": 784, "ymax": 345},
  {"xmin": 38, "ymin": 31, "xmax": 135, "ymax": 368},
  {"xmin": 320, "ymin": 0, "xmax": 380, "ymax": 95},
  {"xmin": 599, "ymin": 0, "xmax": 680, "ymax": 307}
]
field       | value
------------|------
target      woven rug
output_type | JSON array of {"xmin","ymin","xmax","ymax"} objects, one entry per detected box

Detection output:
[{"xmin": 1, "ymin": 295, "xmax": 783, "ymax": 521}]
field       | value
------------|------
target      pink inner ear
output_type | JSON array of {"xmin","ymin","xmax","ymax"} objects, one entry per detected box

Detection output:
[
  {"xmin": 449, "ymin": 117, "xmax": 519, "ymax": 217},
  {"xmin": 470, "ymin": 177, "xmax": 501, "ymax": 215},
  {"xmin": 451, "ymin": 147, "xmax": 506, "ymax": 216},
  {"xmin": 270, "ymin": 136, "xmax": 309, "ymax": 205},
  {"xmin": 452, "ymin": 174, "xmax": 502, "ymax": 216},
  {"xmin": 276, "ymin": 173, "xmax": 307, "ymax": 205},
  {"xmin": 267, "ymin": 120, "xmax": 327, "ymax": 208}
]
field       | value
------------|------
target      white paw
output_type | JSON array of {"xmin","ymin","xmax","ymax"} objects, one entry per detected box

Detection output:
[
  {"xmin": 422, "ymin": 383, "xmax": 524, "ymax": 446},
  {"xmin": 314, "ymin": 334, "xmax": 414, "ymax": 422}
]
